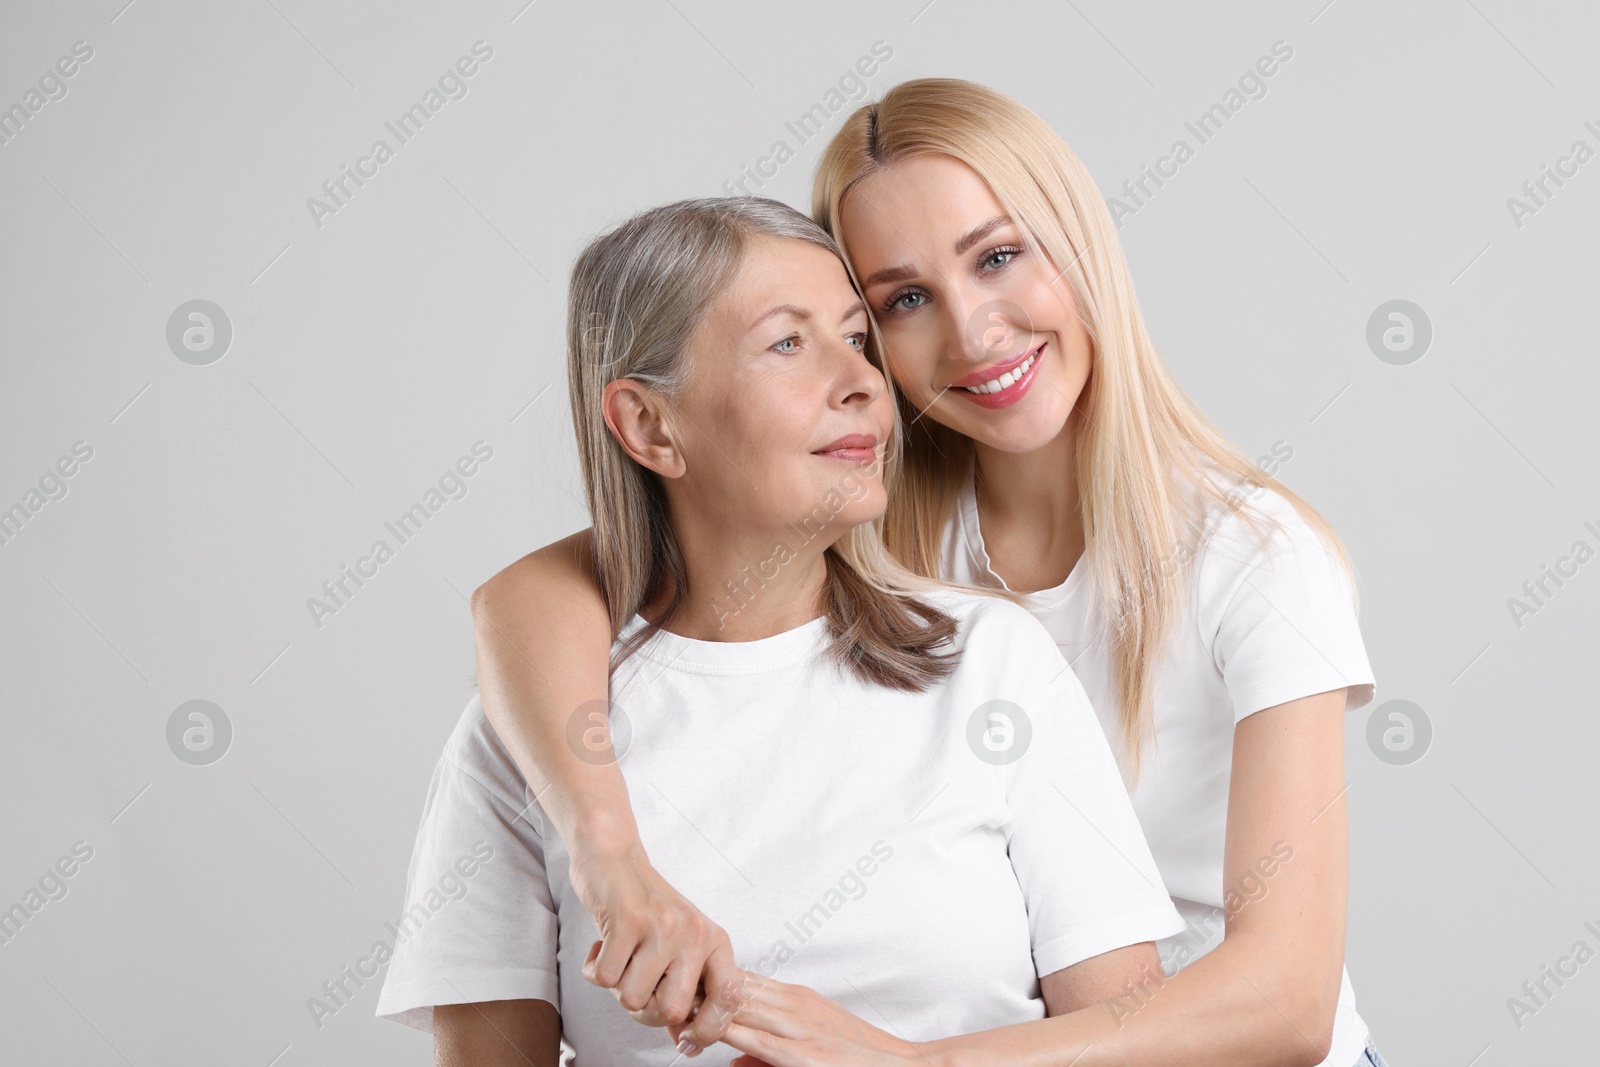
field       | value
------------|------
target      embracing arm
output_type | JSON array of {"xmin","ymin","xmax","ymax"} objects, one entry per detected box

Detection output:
[
  {"xmin": 470, "ymin": 531, "xmax": 743, "ymax": 1045},
  {"xmin": 700, "ymin": 941, "xmax": 1163, "ymax": 1065},
  {"xmin": 923, "ymin": 687, "xmax": 1349, "ymax": 1067},
  {"xmin": 470, "ymin": 530, "xmax": 627, "ymax": 856},
  {"xmin": 1038, "ymin": 940, "xmax": 1164, "ymax": 1016}
]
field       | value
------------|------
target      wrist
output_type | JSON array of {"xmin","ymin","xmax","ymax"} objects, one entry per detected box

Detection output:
[
  {"xmin": 917, "ymin": 1039, "xmax": 979, "ymax": 1067},
  {"xmin": 921, "ymin": 1043, "xmax": 966, "ymax": 1067},
  {"xmin": 570, "ymin": 802, "xmax": 645, "ymax": 860}
]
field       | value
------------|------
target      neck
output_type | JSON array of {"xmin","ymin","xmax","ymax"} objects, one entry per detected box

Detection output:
[
  {"xmin": 972, "ymin": 417, "xmax": 1083, "ymax": 543},
  {"xmin": 645, "ymin": 511, "xmax": 835, "ymax": 642}
]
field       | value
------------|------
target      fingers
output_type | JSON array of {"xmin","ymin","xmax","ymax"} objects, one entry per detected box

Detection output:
[
  {"xmin": 677, "ymin": 942, "xmax": 745, "ymax": 1049},
  {"xmin": 631, "ymin": 989, "xmax": 704, "ymax": 1029},
  {"xmin": 582, "ymin": 926, "xmax": 641, "ymax": 989},
  {"xmin": 721, "ymin": 1021, "xmax": 806, "ymax": 1067},
  {"xmin": 678, "ymin": 969, "xmax": 810, "ymax": 1058},
  {"xmin": 613, "ymin": 938, "xmax": 676, "ymax": 1012},
  {"xmin": 590, "ymin": 910, "xmax": 739, "ymax": 1033},
  {"xmin": 575, "ymin": 855, "xmax": 754, "ymax": 1039},
  {"xmin": 648, "ymin": 953, "xmax": 704, "ymax": 1026},
  {"xmin": 584, "ymin": 924, "xmax": 684, "ymax": 1019},
  {"xmin": 714, "ymin": 981, "xmax": 809, "ymax": 1042},
  {"xmin": 590, "ymin": 938, "xmax": 667, "ymax": 1026}
]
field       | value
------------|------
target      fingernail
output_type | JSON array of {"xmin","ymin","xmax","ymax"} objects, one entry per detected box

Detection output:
[{"xmin": 676, "ymin": 1038, "xmax": 698, "ymax": 1055}]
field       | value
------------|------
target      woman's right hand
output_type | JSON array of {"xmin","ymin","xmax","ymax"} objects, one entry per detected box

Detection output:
[
  {"xmin": 673, "ymin": 971, "xmax": 925, "ymax": 1067},
  {"xmin": 572, "ymin": 839, "xmax": 744, "ymax": 1051}
]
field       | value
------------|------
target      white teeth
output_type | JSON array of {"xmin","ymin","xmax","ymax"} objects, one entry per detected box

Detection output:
[{"xmin": 961, "ymin": 350, "xmax": 1037, "ymax": 394}]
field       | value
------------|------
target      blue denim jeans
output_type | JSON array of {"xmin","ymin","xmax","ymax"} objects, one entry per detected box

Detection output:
[{"xmin": 1358, "ymin": 1035, "xmax": 1390, "ymax": 1066}]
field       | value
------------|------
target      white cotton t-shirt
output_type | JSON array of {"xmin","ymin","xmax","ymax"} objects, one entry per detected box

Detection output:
[
  {"xmin": 376, "ymin": 588, "xmax": 1186, "ymax": 1063},
  {"xmin": 940, "ymin": 458, "xmax": 1378, "ymax": 1067}
]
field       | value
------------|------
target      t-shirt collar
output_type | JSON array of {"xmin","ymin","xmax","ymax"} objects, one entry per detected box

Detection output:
[
  {"xmin": 956, "ymin": 455, "xmax": 1085, "ymax": 611},
  {"xmin": 618, "ymin": 611, "xmax": 829, "ymax": 674}
]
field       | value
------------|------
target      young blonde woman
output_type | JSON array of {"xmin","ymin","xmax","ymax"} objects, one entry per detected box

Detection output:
[
  {"xmin": 469, "ymin": 80, "xmax": 1387, "ymax": 1067},
  {"xmin": 376, "ymin": 197, "xmax": 1186, "ymax": 1064}
]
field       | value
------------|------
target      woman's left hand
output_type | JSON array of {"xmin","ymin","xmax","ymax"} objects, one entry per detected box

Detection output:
[{"xmin": 667, "ymin": 970, "xmax": 928, "ymax": 1066}]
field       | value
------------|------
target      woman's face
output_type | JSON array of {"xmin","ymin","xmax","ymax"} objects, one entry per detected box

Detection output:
[
  {"xmin": 662, "ymin": 235, "xmax": 894, "ymax": 545},
  {"xmin": 839, "ymin": 153, "xmax": 1092, "ymax": 454}
]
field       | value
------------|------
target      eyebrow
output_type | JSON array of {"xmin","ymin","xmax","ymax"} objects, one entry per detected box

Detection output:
[
  {"xmin": 858, "ymin": 214, "xmax": 1016, "ymax": 289},
  {"xmin": 748, "ymin": 299, "xmax": 868, "ymax": 332},
  {"xmin": 954, "ymin": 214, "xmax": 1013, "ymax": 255}
]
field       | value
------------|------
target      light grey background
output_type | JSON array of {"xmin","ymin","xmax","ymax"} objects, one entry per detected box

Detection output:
[{"xmin": 2, "ymin": 0, "xmax": 1596, "ymax": 1064}]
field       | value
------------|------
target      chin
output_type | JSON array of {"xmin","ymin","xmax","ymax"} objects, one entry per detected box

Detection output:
[
  {"xmin": 960, "ymin": 409, "xmax": 1069, "ymax": 454},
  {"xmin": 781, "ymin": 481, "xmax": 882, "ymax": 534},
  {"xmin": 829, "ymin": 498, "xmax": 888, "ymax": 531}
]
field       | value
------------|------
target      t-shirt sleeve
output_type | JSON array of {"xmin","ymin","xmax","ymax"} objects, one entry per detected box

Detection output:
[
  {"xmin": 1002, "ymin": 665, "xmax": 1188, "ymax": 978},
  {"xmin": 375, "ymin": 701, "xmax": 563, "ymax": 1032},
  {"xmin": 1198, "ymin": 496, "xmax": 1378, "ymax": 723}
]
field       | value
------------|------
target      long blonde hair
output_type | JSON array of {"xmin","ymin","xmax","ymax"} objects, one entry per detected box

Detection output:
[
  {"xmin": 567, "ymin": 195, "xmax": 967, "ymax": 692},
  {"xmin": 814, "ymin": 78, "xmax": 1358, "ymax": 779}
]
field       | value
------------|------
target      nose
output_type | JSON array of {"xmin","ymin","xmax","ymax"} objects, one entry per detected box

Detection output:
[
  {"xmin": 953, "ymin": 302, "xmax": 1030, "ymax": 364},
  {"xmin": 971, "ymin": 306, "xmax": 1023, "ymax": 358},
  {"xmin": 944, "ymin": 288, "xmax": 995, "ymax": 366},
  {"xmin": 833, "ymin": 335, "xmax": 885, "ymax": 409},
  {"xmin": 945, "ymin": 284, "xmax": 1030, "ymax": 364}
]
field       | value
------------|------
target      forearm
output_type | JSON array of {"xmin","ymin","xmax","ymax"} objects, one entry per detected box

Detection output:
[
  {"xmin": 925, "ymin": 932, "xmax": 1334, "ymax": 1067},
  {"xmin": 468, "ymin": 535, "xmax": 743, "ymax": 1043},
  {"xmin": 928, "ymin": 697, "xmax": 1350, "ymax": 1067},
  {"xmin": 471, "ymin": 531, "xmax": 637, "ymax": 852}
]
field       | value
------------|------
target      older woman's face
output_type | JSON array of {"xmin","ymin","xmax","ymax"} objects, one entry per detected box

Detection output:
[
  {"xmin": 667, "ymin": 235, "xmax": 894, "ymax": 547},
  {"xmin": 839, "ymin": 153, "xmax": 1092, "ymax": 455}
]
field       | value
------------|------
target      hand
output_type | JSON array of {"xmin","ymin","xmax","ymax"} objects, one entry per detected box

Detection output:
[
  {"xmin": 670, "ymin": 970, "xmax": 927, "ymax": 1066},
  {"xmin": 567, "ymin": 839, "xmax": 744, "ymax": 1050}
]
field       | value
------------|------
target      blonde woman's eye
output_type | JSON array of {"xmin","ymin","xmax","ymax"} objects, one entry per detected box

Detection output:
[
  {"xmin": 884, "ymin": 289, "xmax": 926, "ymax": 313},
  {"xmin": 846, "ymin": 333, "xmax": 866, "ymax": 350},
  {"xmin": 980, "ymin": 246, "xmax": 1022, "ymax": 272}
]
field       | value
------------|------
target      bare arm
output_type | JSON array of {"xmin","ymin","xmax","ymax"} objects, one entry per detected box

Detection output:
[
  {"xmin": 434, "ymin": 999, "xmax": 562, "ymax": 1067},
  {"xmin": 470, "ymin": 530, "xmax": 743, "ymax": 1046},
  {"xmin": 470, "ymin": 530, "xmax": 627, "ymax": 856},
  {"xmin": 921, "ymin": 688, "xmax": 1350, "ymax": 1067},
  {"xmin": 704, "ymin": 941, "xmax": 1165, "ymax": 1064},
  {"xmin": 1038, "ymin": 941, "xmax": 1163, "ymax": 1016},
  {"xmin": 715, "ymin": 689, "xmax": 1350, "ymax": 1067}
]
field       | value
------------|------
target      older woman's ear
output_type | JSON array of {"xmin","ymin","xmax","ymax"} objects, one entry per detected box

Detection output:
[{"xmin": 601, "ymin": 378, "xmax": 686, "ymax": 479}]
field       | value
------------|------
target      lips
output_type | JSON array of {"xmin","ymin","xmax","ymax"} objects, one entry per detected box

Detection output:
[
  {"xmin": 950, "ymin": 342, "xmax": 1044, "ymax": 410},
  {"xmin": 948, "ymin": 343, "xmax": 1043, "ymax": 390},
  {"xmin": 812, "ymin": 433, "xmax": 878, "ymax": 462}
]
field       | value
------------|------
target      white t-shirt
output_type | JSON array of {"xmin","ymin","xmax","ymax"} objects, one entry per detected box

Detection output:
[
  {"xmin": 376, "ymin": 588, "xmax": 1186, "ymax": 1063},
  {"xmin": 940, "ymin": 458, "xmax": 1378, "ymax": 1067}
]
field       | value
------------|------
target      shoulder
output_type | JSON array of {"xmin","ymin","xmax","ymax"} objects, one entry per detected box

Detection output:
[
  {"xmin": 1187, "ymin": 468, "xmax": 1348, "ymax": 600},
  {"xmin": 921, "ymin": 585, "xmax": 1052, "ymax": 639},
  {"xmin": 912, "ymin": 588, "xmax": 1090, "ymax": 759},
  {"xmin": 470, "ymin": 527, "xmax": 603, "ymax": 625},
  {"xmin": 916, "ymin": 586, "xmax": 1070, "ymax": 687},
  {"xmin": 1178, "ymin": 469, "xmax": 1376, "ymax": 716}
]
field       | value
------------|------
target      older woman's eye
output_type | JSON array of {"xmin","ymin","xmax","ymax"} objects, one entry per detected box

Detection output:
[{"xmin": 772, "ymin": 335, "xmax": 800, "ymax": 354}]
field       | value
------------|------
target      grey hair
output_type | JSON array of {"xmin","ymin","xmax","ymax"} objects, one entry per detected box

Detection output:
[{"xmin": 567, "ymin": 195, "xmax": 964, "ymax": 690}]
